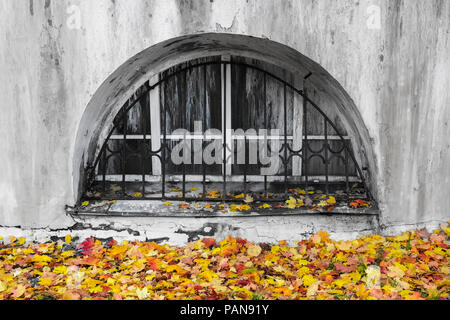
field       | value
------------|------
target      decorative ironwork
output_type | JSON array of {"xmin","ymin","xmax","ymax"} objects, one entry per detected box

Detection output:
[{"xmin": 82, "ymin": 59, "xmax": 372, "ymax": 206}]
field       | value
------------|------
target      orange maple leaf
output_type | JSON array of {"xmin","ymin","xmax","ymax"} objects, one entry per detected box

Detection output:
[{"xmin": 202, "ymin": 238, "xmax": 217, "ymax": 248}]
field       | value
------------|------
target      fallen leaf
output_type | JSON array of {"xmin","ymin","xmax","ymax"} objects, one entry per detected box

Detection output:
[
  {"xmin": 247, "ymin": 245, "xmax": 262, "ymax": 257},
  {"xmin": 286, "ymin": 197, "xmax": 297, "ymax": 209},
  {"xmin": 244, "ymin": 194, "xmax": 254, "ymax": 204}
]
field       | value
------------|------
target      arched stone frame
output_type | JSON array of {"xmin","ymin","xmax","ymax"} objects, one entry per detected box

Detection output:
[{"xmin": 73, "ymin": 33, "xmax": 378, "ymax": 205}]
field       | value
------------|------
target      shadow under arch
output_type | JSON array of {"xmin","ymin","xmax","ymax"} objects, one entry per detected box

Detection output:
[{"xmin": 73, "ymin": 33, "xmax": 377, "ymax": 204}]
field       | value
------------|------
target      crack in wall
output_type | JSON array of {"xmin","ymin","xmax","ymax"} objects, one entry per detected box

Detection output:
[{"xmin": 175, "ymin": 223, "xmax": 240, "ymax": 242}]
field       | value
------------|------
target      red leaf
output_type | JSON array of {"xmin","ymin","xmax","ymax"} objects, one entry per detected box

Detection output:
[
  {"xmin": 235, "ymin": 264, "xmax": 246, "ymax": 273},
  {"xmin": 72, "ymin": 255, "xmax": 100, "ymax": 266},
  {"xmin": 350, "ymin": 202, "xmax": 359, "ymax": 209},
  {"xmin": 147, "ymin": 258, "xmax": 159, "ymax": 271},
  {"xmin": 107, "ymin": 239, "xmax": 117, "ymax": 247},
  {"xmin": 238, "ymin": 279, "xmax": 249, "ymax": 286},
  {"xmin": 77, "ymin": 237, "xmax": 95, "ymax": 255},
  {"xmin": 201, "ymin": 238, "xmax": 216, "ymax": 248},
  {"xmin": 335, "ymin": 263, "xmax": 356, "ymax": 273}
]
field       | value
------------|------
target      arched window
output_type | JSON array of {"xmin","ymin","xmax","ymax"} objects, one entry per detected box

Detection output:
[{"xmin": 81, "ymin": 56, "xmax": 372, "ymax": 214}]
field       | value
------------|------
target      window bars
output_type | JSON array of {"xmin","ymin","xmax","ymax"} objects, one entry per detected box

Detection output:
[{"xmin": 83, "ymin": 59, "xmax": 371, "ymax": 205}]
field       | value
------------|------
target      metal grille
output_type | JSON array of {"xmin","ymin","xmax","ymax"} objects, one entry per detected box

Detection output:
[{"xmin": 83, "ymin": 59, "xmax": 371, "ymax": 205}]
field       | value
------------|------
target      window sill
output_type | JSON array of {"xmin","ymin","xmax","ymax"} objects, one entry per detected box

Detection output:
[{"xmin": 68, "ymin": 200, "xmax": 379, "ymax": 218}]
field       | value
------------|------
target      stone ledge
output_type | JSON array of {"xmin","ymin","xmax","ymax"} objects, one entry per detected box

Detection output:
[
  {"xmin": 69, "ymin": 200, "xmax": 379, "ymax": 218},
  {"xmin": 0, "ymin": 219, "xmax": 446, "ymax": 247}
]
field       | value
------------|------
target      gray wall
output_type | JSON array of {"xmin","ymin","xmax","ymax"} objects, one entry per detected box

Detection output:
[{"xmin": 0, "ymin": 0, "xmax": 449, "ymax": 231}]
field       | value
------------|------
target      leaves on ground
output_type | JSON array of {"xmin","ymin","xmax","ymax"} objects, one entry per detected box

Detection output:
[{"xmin": 1, "ymin": 225, "xmax": 448, "ymax": 300}]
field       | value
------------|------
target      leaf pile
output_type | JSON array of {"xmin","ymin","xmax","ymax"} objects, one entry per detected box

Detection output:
[{"xmin": 0, "ymin": 224, "xmax": 449, "ymax": 300}]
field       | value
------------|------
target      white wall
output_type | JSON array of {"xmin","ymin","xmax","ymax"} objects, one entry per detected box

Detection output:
[{"xmin": 0, "ymin": 0, "xmax": 449, "ymax": 234}]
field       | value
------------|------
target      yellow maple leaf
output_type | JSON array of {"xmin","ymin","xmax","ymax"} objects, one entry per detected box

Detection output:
[
  {"xmin": 244, "ymin": 194, "xmax": 254, "ymax": 204},
  {"xmin": 230, "ymin": 204, "xmax": 239, "ymax": 212},
  {"xmin": 349, "ymin": 272, "xmax": 362, "ymax": 282},
  {"xmin": 88, "ymin": 286, "xmax": 103, "ymax": 294},
  {"xmin": 335, "ymin": 241, "xmax": 352, "ymax": 251},
  {"xmin": 200, "ymin": 270, "xmax": 219, "ymax": 282},
  {"xmin": 81, "ymin": 201, "xmax": 89, "ymax": 207},
  {"xmin": 207, "ymin": 190, "xmax": 220, "ymax": 198},
  {"xmin": 310, "ymin": 234, "xmax": 321, "ymax": 244},
  {"xmin": 11, "ymin": 285, "xmax": 26, "ymax": 299},
  {"xmin": 32, "ymin": 255, "xmax": 52, "ymax": 264},
  {"xmin": 136, "ymin": 287, "xmax": 150, "ymax": 300},
  {"xmin": 327, "ymin": 196, "xmax": 336, "ymax": 205},
  {"xmin": 134, "ymin": 192, "xmax": 143, "ymax": 198},
  {"xmin": 286, "ymin": 197, "xmax": 297, "ymax": 209},
  {"xmin": 210, "ymin": 278, "xmax": 228, "ymax": 294},
  {"xmin": 166, "ymin": 265, "xmax": 187, "ymax": 275},
  {"xmin": 247, "ymin": 244, "xmax": 262, "ymax": 257},
  {"xmin": 65, "ymin": 234, "xmax": 72, "ymax": 244},
  {"xmin": 302, "ymin": 275, "xmax": 316, "ymax": 287},
  {"xmin": 365, "ymin": 265, "xmax": 381, "ymax": 289},
  {"xmin": 0, "ymin": 281, "xmax": 7, "ymax": 293},
  {"xmin": 387, "ymin": 265, "xmax": 405, "ymax": 279},
  {"xmin": 164, "ymin": 201, "xmax": 173, "ymax": 206},
  {"xmin": 53, "ymin": 266, "xmax": 68, "ymax": 274},
  {"xmin": 393, "ymin": 233, "xmax": 410, "ymax": 242},
  {"xmin": 318, "ymin": 230, "xmax": 331, "ymax": 242},
  {"xmin": 39, "ymin": 278, "xmax": 53, "ymax": 286},
  {"xmin": 61, "ymin": 250, "xmax": 75, "ymax": 258},
  {"xmin": 333, "ymin": 278, "xmax": 350, "ymax": 288},
  {"xmin": 317, "ymin": 200, "xmax": 328, "ymax": 207},
  {"xmin": 306, "ymin": 281, "xmax": 320, "ymax": 298}
]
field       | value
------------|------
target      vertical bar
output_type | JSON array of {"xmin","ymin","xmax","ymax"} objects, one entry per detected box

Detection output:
[
  {"xmin": 161, "ymin": 77, "xmax": 167, "ymax": 200},
  {"xmin": 303, "ymin": 88, "xmax": 309, "ymax": 190},
  {"xmin": 263, "ymin": 73, "xmax": 268, "ymax": 199},
  {"xmin": 244, "ymin": 136, "xmax": 248, "ymax": 196},
  {"xmin": 142, "ymin": 82, "xmax": 150, "ymax": 197},
  {"xmin": 223, "ymin": 57, "xmax": 232, "ymax": 179},
  {"xmin": 243, "ymin": 62, "xmax": 248, "ymax": 197},
  {"xmin": 182, "ymin": 67, "xmax": 187, "ymax": 200},
  {"xmin": 345, "ymin": 140, "xmax": 349, "ymax": 195},
  {"xmin": 150, "ymin": 76, "xmax": 162, "ymax": 176},
  {"xmin": 324, "ymin": 119, "xmax": 329, "ymax": 195},
  {"xmin": 121, "ymin": 105, "xmax": 127, "ymax": 197},
  {"xmin": 202, "ymin": 64, "xmax": 207, "ymax": 200},
  {"xmin": 283, "ymin": 84, "xmax": 288, "ymax": 199},
  {"xmin": 292, "ymin": 86, "xmax": 303, "ymax": 177},
  {"xmin": 102, "ymin": 149, "xmax": 106, "ymax": 193},
  {"xmin": 222, "ymin": 60, "xmax": 227, "ymax": 200}
]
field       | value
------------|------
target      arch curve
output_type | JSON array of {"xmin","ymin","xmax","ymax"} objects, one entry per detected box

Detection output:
[{"xmin": 73, "ymin": 33, "xmax": 377, "ymax": 203}]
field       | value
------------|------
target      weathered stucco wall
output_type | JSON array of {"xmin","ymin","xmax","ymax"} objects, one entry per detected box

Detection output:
[{"xmin": 0, "ymin": 0, "xmax": 449, "ymax": 238}]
